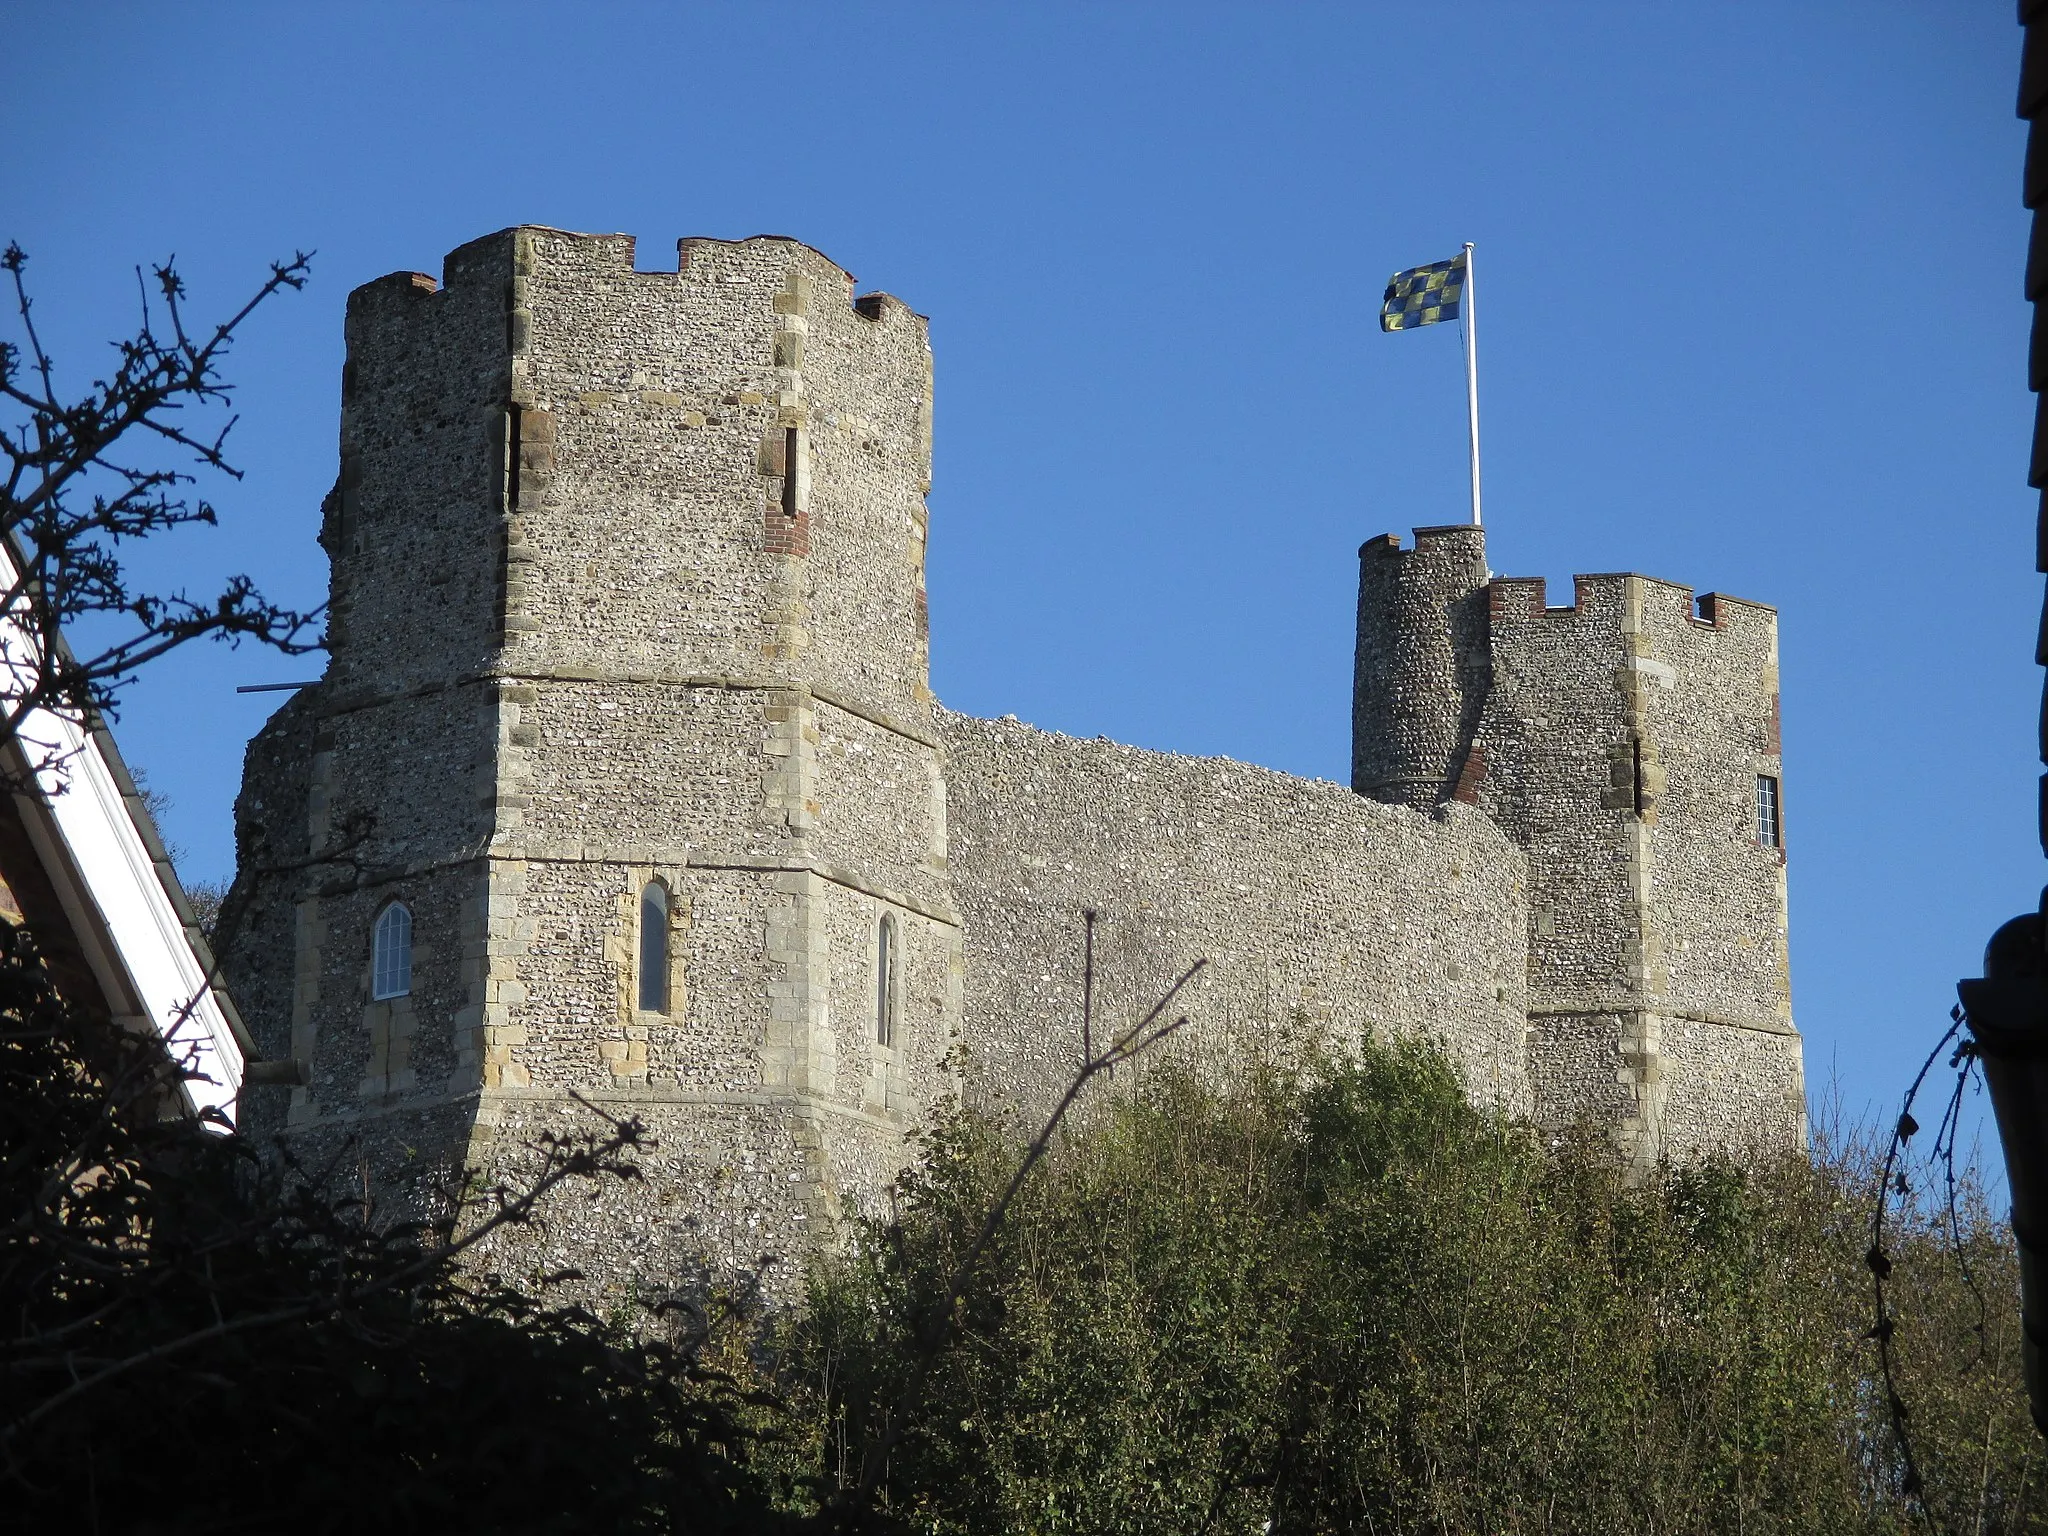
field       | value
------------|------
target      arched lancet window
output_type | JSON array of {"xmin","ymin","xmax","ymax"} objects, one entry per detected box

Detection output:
[
  {"xmin": 876, "ymin": 913, "xmax": 899, "ymax": 1047},
  {"xmin": 638, "ymin": 881, "xmax": 669, "ymax": 1013},
  {"xmin": 372, "ymin": 902, "xmax": 412, "ymax": 1001}
]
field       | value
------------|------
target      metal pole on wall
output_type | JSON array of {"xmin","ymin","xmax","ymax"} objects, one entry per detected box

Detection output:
[{"xmin": 1462, "ymin": 241, "xmax": 1481, "ymax": 527}]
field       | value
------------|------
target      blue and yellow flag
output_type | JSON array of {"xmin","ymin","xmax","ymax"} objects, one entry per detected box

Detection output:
[{"xmin": 1380, "ymin": 255, "xmax": 1465, "ymax": 331}]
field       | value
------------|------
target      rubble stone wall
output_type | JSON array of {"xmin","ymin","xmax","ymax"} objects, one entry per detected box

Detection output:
[{"xmin": 941, "ymin": 712, "xmax": 1533, "ymax": 1123}]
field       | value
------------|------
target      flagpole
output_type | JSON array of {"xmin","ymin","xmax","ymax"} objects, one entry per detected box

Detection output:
[{"xmin": 1462, "ymin": 241, "xmax": 1481, "ymax": 527}]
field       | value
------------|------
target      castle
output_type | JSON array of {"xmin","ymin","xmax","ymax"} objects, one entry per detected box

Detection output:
[{"xmin": 223, "ymin": 227, "xmax": 1805, "ymax": 1293}]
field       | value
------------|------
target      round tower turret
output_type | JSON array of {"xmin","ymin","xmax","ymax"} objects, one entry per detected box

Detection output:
[{"xmin": 1351, "ymin": 524, "xmax": 1490, "ymax": 809}]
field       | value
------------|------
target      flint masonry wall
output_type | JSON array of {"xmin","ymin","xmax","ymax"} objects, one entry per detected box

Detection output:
[
  {"xmin": 941, "ymin": 712, "xmax": 1533, "ymax": 1122},
  {"xmin": 501, "ymin": 230, "xmax": 935, "ymax": 727},
  {"xmin": 226, "ymin": 228, "xmax": 959, "ymax": 1302},
  {"xmin": 1352, "ymin": 525, "xmax": 1490, "ymax": 809},
  {"xmin": 1354, "ymin": 526, "xmax": 1805, "ymax": 1168},
  {"xmin": 228, "ymin": 234, "xmax": 515, "ymax": 1163},
  {"xmin": 1475, "ymin": 572, "xmax": 1801, "ymax": 1162},
  {"xmin": 226, "ymin": 229, "xmax": 1807, "ymax": 1309},
  {"xmin": 483, "ymin": 233, "xmax": 958, "ymax": 1295}
]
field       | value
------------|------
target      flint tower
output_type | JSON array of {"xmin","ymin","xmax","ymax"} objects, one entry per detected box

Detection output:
[
  {"xmin": 1353, "ymin": 526, "xmax": 1804, "ymax": 1170},
  {"xmin": 229, "ymin": 228, "xmax": 960, "ymax": 1286}
]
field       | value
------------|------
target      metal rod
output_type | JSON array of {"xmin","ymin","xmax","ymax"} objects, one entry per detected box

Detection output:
[
  {"xmin": 1463, "ymin": 241, "xmax": 1481, "ymax": 527},
  {"xmin": 1082, "ymin": 908, "xmax": 1097, "ymax": 1065},
  {"xmin": 234, "ymin": 682, "xmax": 319, "ymax": 693}
]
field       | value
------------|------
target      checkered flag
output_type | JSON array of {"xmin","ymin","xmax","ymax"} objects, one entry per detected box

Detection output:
[{"xmin": 1380, "ymin": 254, "xmax": 1466, "ymax": 331}]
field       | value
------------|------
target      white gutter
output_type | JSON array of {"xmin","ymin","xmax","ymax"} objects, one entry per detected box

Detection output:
[
  {"xmin": 31, "ymin": 706, "xmax": 244, "ymax": 1125},
  {"xmin": 0, "ymin": 532, "xmax": 243, "ymax": 1125}
]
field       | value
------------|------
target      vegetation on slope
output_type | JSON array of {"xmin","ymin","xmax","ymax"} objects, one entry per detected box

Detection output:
[
  {"xmin": 6, "ymin": 916, "xmax": 2036, "ymax": 1535},
  {"xmin": 0, "ymin": 923, "xmax": 792, "ymax": 1534},
  {"xmin": 792, "ymin": 1034, "xmax": 2042, "ymax": 1535}
]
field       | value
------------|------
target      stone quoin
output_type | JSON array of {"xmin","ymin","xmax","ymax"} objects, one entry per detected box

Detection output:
[{"xmin": 222, "ymin": 227, "xmax": 1805, "ymax": 1297}]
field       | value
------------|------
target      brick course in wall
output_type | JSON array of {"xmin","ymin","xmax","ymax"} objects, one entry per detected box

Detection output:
[{"xmin": 222, "ymin": 229, "xmax": 1805, "ymax": 1304}]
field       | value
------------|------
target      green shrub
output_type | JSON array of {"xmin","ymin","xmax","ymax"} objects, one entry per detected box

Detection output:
[
  {"xmin": 794, "ymin": 1035, "xmax": 2043, "ymax": 1535},
  {"xmin": 1, "ymin": 922, "xmax": 793, "ymax": 1535}
]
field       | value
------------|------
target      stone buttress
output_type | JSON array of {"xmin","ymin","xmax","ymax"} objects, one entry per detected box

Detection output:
[
  {"xmin": 1353, "ymin": 526, "xmax": 1805, "ymax": 1168},
  {"xmin": 226, "ymin": 228, "xmax": 959, "ymax": 1297}
]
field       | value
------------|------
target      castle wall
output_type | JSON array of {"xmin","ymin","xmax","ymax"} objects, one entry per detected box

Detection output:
[
  {"xmin": 810, "ymin": 700, "xmax": 951, "ymax": 917},
  {"xmin": 1626, "ymin": 582, "xmax": 1804, "ymax": 1153},
  {"xmin": 229, "ymin": 231, "xmax": 521, "ymax": 1140},
  {"xmin": 327, "ymin": 237, "xmax": 514, "ymax": 694},
  {"xmin": 1478, "ymin": 576, "xmax": 1647, "ymax": 1015},
  {"xmin": 222, "ymin": 694, "xmax": 317, "ymax": 1087},
  {"xmin": 465, "ymin": 1095, "xmax": 837, "ymax": 1295},
  {"xmin": 445, "ymin": 860, "xmax": 953, "ymax": 1291},
  {"xmin": 503, "ymin": 230, "xmax": 933, "ymax": 727},
  {"xmin": 223, "ymin": 229, "xmax": 1810, "ymax": 1312},
  {"xmin": 940, "ymin": 712, "xmax": 1532, "ymax": 1122},
  {"xmin": 1475, "ymin": 571, "xmax": 1802, "ymax": 1163},
  {"xmin": 225, "ymin": 685, "xmax": 500, "ymax": 1143},
  {"xmin": 1653, "ymin": 1016, "xmax": 1805, "ymax": 1158},
  {"xmin": 514, "ymin": 680, "xmax": 775, "ymax": 859},
  {"xmin": 478, "ymin": 232, "xmax": 954, "ymax": 1294},
  {"xmin": 1635, "ymin": 588, "xmax": 1791, "ymax": 1032}
]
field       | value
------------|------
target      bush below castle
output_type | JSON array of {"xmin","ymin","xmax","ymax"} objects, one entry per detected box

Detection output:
[
  {"xmin": 787, "ymin": 1038, "xmax": 2042, "ymax": 1535},
  {"xmin": 9, "ymin": 945, "xmax": 2034, "ymax": 1532}
]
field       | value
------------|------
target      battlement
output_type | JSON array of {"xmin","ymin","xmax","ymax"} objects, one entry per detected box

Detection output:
[
  {"xmin": 1356, "ymin": 530, "xmax": 1773, "ymax": 659},
  {"xmin": 1354, "ymin": 524, "xmax": 1782, "ymax": 809},
  {"xmin": 344, "ymin": 227, "xmax": 925, "ymax": 340},
  {"xmin": 1358, "ymin": 523, "xmax": 1488, "ymax": 562},
  {"xmin": 1486, "ymin": 571, "xmax": 1775, "ymax": 640}
]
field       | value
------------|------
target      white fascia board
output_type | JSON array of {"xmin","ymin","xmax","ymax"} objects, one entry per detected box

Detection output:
[
  {"xmin": 0, "ymin": 539, "xmax": 242, "ymax": 1126},
  {"xmin": 30, "ymin": 705, "xmax": 244, "ymax": 1125}
]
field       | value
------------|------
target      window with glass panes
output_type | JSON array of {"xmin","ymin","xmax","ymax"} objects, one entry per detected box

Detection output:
[{"xmin": 1756, "ymin": 775, "xmax": 1781, "ymax": 848}]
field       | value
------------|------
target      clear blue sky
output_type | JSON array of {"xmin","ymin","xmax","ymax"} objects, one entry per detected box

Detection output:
[{"xmin": 4, "ymin": 2, "xmax": 2032, "ymax": 1130}]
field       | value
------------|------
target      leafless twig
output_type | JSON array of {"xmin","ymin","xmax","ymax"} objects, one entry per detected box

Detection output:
[{"xmin": 0, "ymin": 243, "xmax": 320, "ymax": 778}]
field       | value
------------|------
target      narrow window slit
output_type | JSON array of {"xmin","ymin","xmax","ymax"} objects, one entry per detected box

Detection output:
[
  {"xmin": 1756, "ymin": 775, "xmax": 1782, "ymax": 849},
  {"xmin": 639, "ymin": 882, "xmax": 669, "ymax": 1013},
  {"xmin": 781, "ymin": 427, "xmax": 800, "ymax": 517},
  {"xmin": 506, "ymin": 405, "xmax": 524, "ymax": 513},
  {"xmin": 876, "ymin": 913, "xmax": 898, "ymax": 1047}
]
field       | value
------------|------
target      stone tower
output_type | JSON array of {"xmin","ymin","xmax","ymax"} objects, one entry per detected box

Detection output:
[
  {"xmin": 228, "ymin": 228, "xmax": 959, "ymax": 1293},
  {"xmin": 1353, "ymin": 526, "xmax": 1804, "ymax": 1168}
]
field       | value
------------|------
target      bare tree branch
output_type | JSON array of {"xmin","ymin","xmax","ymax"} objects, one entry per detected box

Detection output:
[{"xmin": 0, "ymin": 244, "xmax": 321, "ymax": 766}]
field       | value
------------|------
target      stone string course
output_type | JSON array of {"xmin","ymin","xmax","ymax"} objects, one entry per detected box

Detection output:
[{"xmin": 222, "ymin": 228, "xmax": 1805, "ymax": 1304}]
